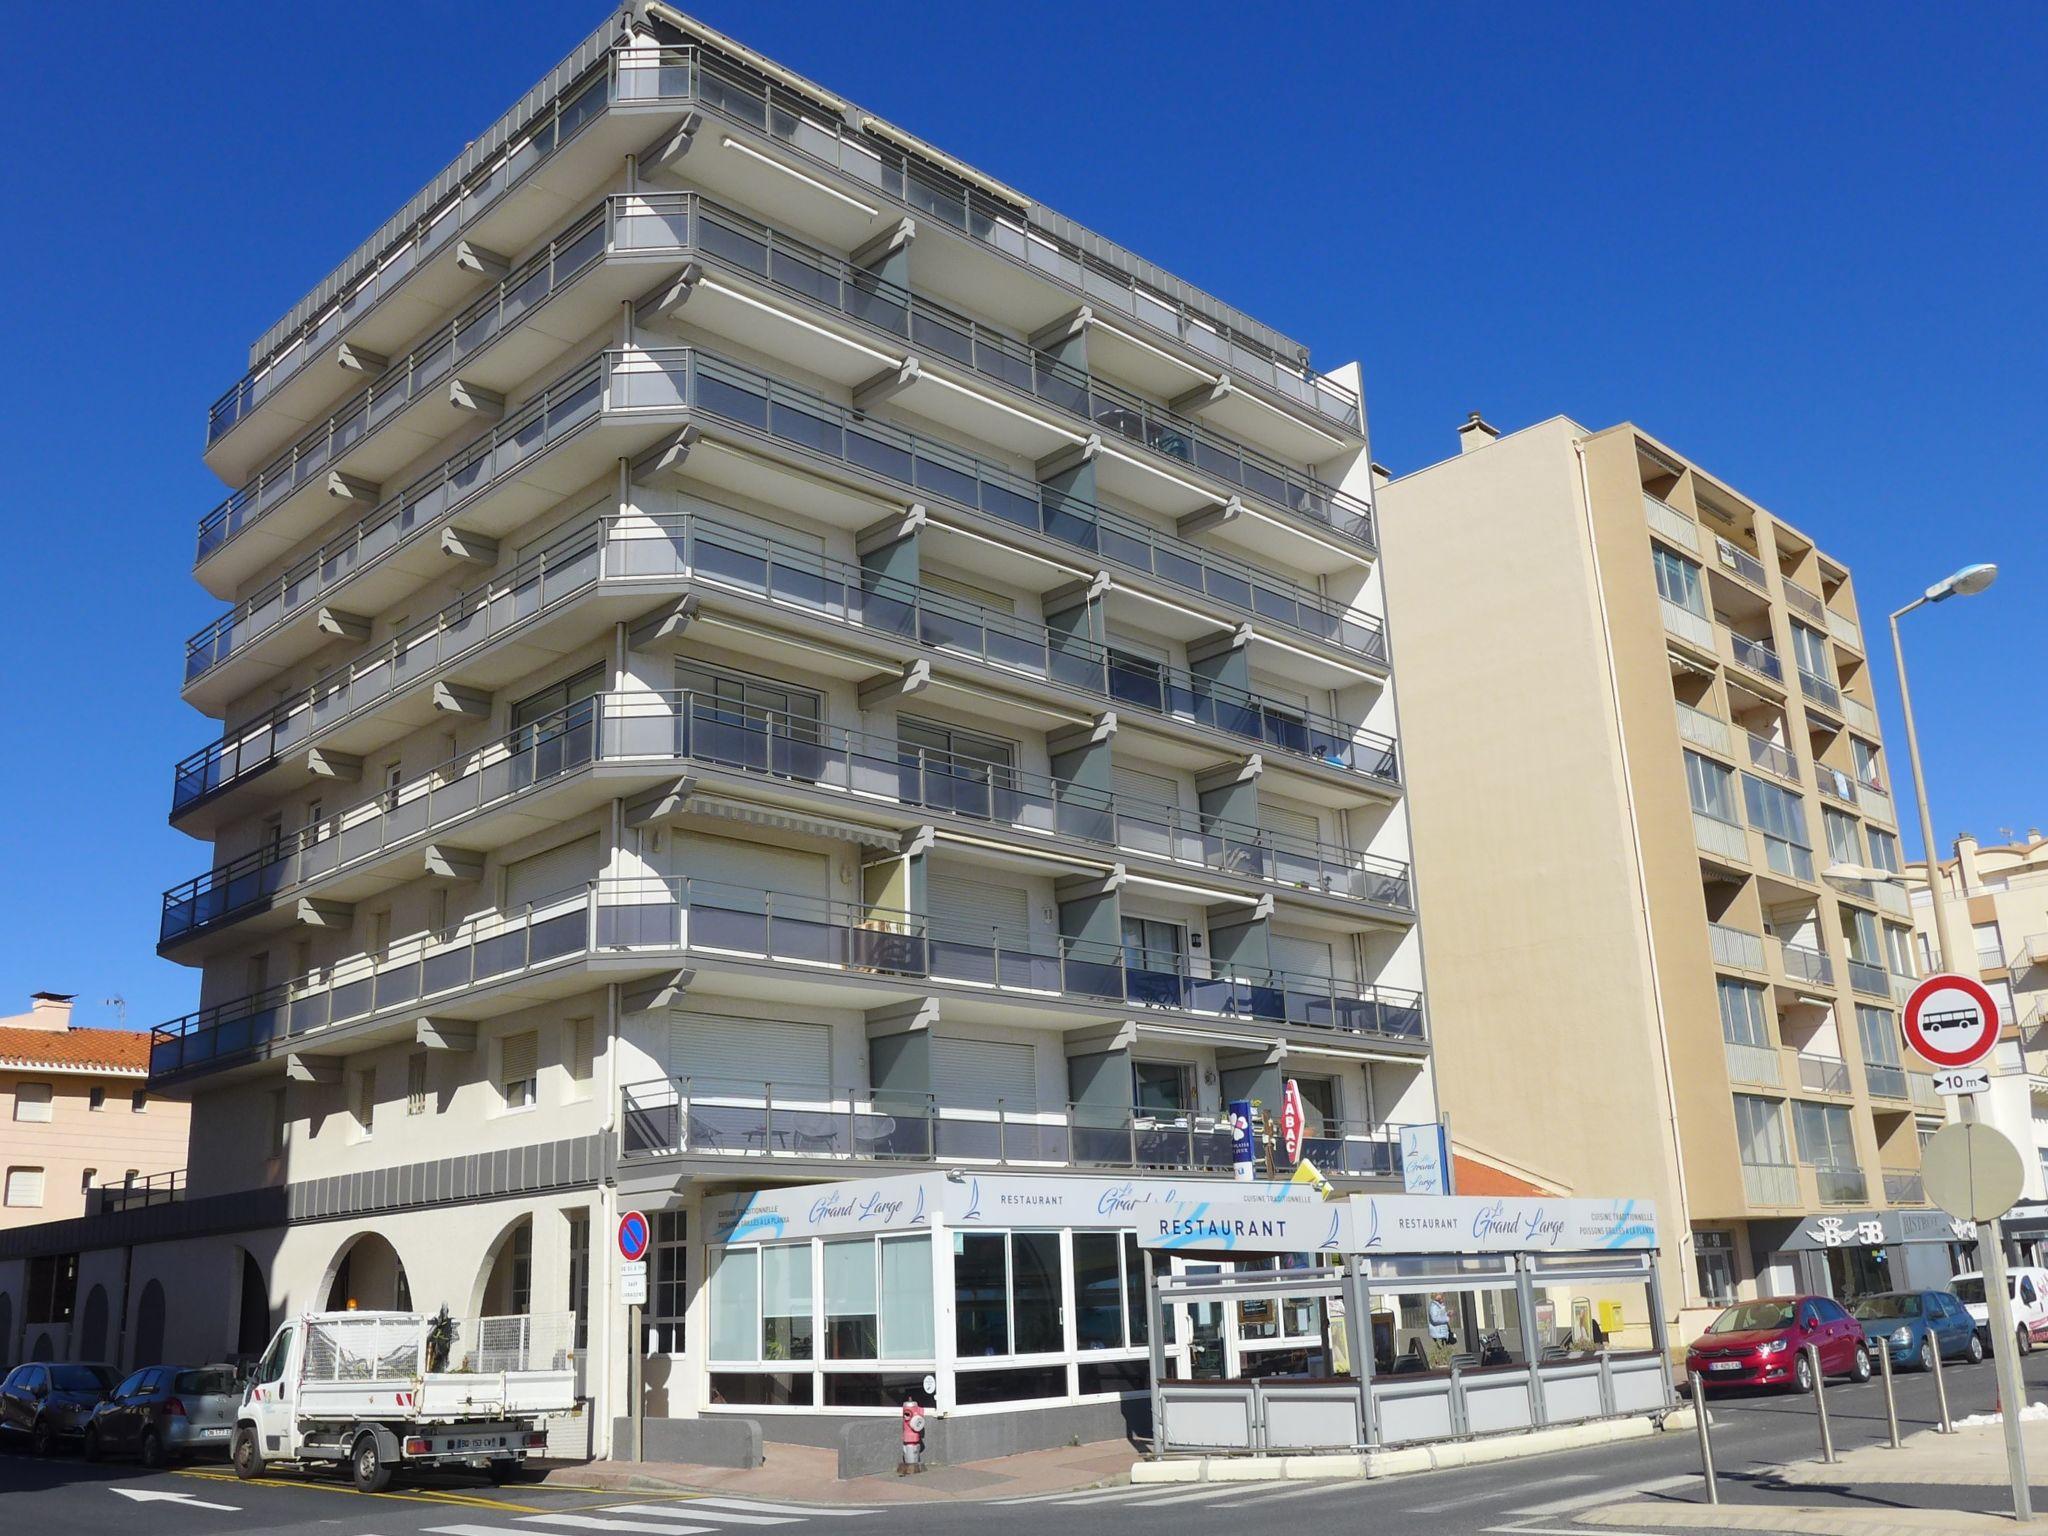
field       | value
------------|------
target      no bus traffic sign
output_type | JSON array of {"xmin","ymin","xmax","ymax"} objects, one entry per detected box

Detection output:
[{"xmin": 1902, "ymin": 973, "xmax": 2002, "ymax": 1071}]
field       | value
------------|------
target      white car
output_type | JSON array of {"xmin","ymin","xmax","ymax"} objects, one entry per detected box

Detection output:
[{"xmin": 1953, "ymin": 1268, "xmax": 2048, "ymax": 1355}]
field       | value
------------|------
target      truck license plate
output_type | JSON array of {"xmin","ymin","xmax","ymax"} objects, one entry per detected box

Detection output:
[{"xmin": 447, "ymin": 1436, "xmax": 508, "ymax": 1452}]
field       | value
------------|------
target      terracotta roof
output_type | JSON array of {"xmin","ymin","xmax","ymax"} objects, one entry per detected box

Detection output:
[
  {"xmin": 1453, "ymin": 1153, "xmax": 1556, "ymax": 1198},
  {"xmin": 0, "ymin": 1025, "xmax": 151, "ymax": 1075}
]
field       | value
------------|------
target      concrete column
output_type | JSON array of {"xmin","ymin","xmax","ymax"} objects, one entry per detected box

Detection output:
[
  {"xmin": 1043, "ymin": 574, "xmax": 1109, "ymax": 694},
  {"xmin": 1049, "ymin": 713, "xmax": 1116, "ymax": 842}
]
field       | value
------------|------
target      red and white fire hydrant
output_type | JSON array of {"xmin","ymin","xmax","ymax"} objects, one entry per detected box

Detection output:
[{"xmin": 899, "ymin": 1394, "xmax": 926, "ymax": 1475}]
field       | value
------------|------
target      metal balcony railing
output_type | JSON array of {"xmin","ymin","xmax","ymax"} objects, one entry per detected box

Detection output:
[
  {"xmin": 1715, "ymin": 537, "xmax": 1769, "ymax": 590},
  {"xmin": 1742, "ymin": 1162, "xmax": 1800, "ymax": 1207},
  {"xmin": 173, "ymin": 507, "xmax": 1398, "ymax": 818},
  {"xmin": 151, "ymin": 877, "xmax": 1427, "ymax": 1082},
  {"xmin": 1865, "ymin": 1062, "xmax": 1908, "ymax": 1101},
  {"xmin": 1661, "ymin": 598, "xmax": 1714, "ymax": 651},
  {"xmin": 617, "ymin": 1077, "xmax": 1414, "ymax": 1179},
  {"xmin": 1816, "ymin": 765, "xmax": 1859, "ymax": 807},
  {"xmin": 1643, "ymin": 494, "xmax": 1699, "ymax": 552},
  {"xmin": 1798, "ymin": 1054, "xmax": 1852, "ymax": 1095},
  {"xmin": 1848, "ymin": 957, "xmax": 1892, "ymax": 998},
  {"xmin": 1779, "ymin": 941, "xmax": 1835, "ymax": 987},
  {"xmin": 1782, "ymin": 579, "xmax": 1826, "ymax": 623},
  {"xmin": 1910, "ymin": 1074, "xmax": 1943, "ymax": 1111},
  {"xmin": 1728, "ymin": 633, "xmax": 1784, "ymax": 683},
  {"xmin": 1799, "ymin": 669, "xmax": 1843, "ymax": 716},
  {"xmin": 85, "ymin": 1169, "xmax": 186, "ymax": 1216},
  {"xmin": 1746, "ymin": 731, "xmax": 1798, "ymax": 781},
  {"xmin": 1883, "ymin": 1168, "xmax": 1926, "ymax": 1204},
  {"xmin": 161, "ymin": 690, "xmax": 1415, "ymax": 947},
  {"xmin": 1827, "ymin": 608, "xmax": 1863, "ymax": 651},
  {"xmin": 1812, "ymin": 1166, "xmax": 1868, "ymax": 1206},
  {"xmin": 1710, "ymin": 923, "xmax": 1768, "ymax": 973},
  {"xmin": 1723, "ymin": 1040, "xmax": 1782, "ymax": 1087},
  {"xmin": 1842, "ymin": 696, "xmax": 1881, "ymax": 736},
  {"xmin": 1675, "ymin": 701, "xmax": 1732, "ymax": 755},
  {"xmin": 1693, "ymin": 812, "xmax": 1749, "ymax": 865}
]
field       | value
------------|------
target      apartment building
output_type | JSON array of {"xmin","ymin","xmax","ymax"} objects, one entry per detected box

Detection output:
[
  {"xmin": 1908, "ymin": 832, "xmax": 2048, "ymax": 1209},
  {"xmin": 1378, "ymin": 415, "xmax": 1951, "ymax": 1329},
  {"xmin": 0, "ymin": 4, "xmax": 1430, "ymax": 1455}
]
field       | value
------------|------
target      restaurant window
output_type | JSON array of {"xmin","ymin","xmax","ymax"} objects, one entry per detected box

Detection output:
[
  {"xmin": 761, "ymin": 1244, "xmax": 815, "ymax": 1361},
  {"xmin": 1074, "ymin": 1232, "xmax": 1151, "ymax": 1351},
  {"xmin": 953, "ymin": 1230, "xmax": 1061, "ymax": 1357}
]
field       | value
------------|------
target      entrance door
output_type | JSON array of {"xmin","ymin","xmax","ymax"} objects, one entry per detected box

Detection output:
[{"xmin": 1181, "ymin": 1264, "xmax": 1229, "ymax": 1380}]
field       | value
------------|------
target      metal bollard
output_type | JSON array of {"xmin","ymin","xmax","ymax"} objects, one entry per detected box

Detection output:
[
  {"xmin": 1930, "ymin": 1326, "xmax": 1955, "ymax": 1434},
  {"xmin": 1689, "ymin": 1370, "xmax": 1720, "ymax": 1504},
  {"xmin": 1807, "ymin": 1344, "xmax": 1837, "ymax": 1463},
  {"xmin": 1877, "ymin": 1335, "xmax": 1902, "ymax": 1448}
]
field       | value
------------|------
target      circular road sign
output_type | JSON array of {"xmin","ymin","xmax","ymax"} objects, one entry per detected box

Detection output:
[
  {"xmin": 1903, "ymin": 973, "xmax": 2002, "ymax": 1069},
  {"xmin": 617, "ymin": 1210, "xmax": 652, "ymax": 1263},
  {"xmin": 1922, "ymin": 1121, "xmax": 2026, "ymax": 1223}
]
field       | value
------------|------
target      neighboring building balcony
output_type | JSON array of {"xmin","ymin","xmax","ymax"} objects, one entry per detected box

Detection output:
[
  {"xmin": 1724, "ymin": 631, "xmax": 1785, "ymax": 688},
  {"xmin": 1675, "ymin": 700, "xmax": 1732, "ymax": 756},
  {"xmin": 618, "ymin": 1077, "xmax": 1414, "ymax": 1181},
  {"xmin": 150, "ymin": 877, "xmax": 1426, "ymax": 1084},
  {"xmin": 1864, "ymin": 1061, "xmax": 1909, "ymax": 1102},
  {"xmin": 1795, "ymin": 1053, "xmax": 1852, "ymax": 1096},
  {"xmin": 1847, "ymin": 957, "xmax": 1891, "ymax": 999},
  {"xmin": 170, "ymin": 509, "xmax": 1399, "ymax": 829},
  {"xmin": 1777, "ymin": 940, "xmax": 1835, "ymax": 989},
  {"xmin": 1816, "ymin": 765, "xmax": 1859, "ymax": 809},
  {"xmin": 1782, "ymin": 579, "xmax": 1826, "ymax": 624},
  {"xmin": 1808, "ymin": 1163, "xmax": 1868, "ymax": 1207},
  {"xmin": 1643, "ymin": 493, "xmax": 1700, "ymax": 554},
  {"xmin": 1693, "ymin": 812, "xmax": 1749, "ymax": 867},
  {"xmin": 1857, "ymin": 775, "xmax": 1894, "ymax": 825},
  {"xmin": 1709, "ymin": 923, "xmax": 1768, "ymax": 975},
  {"xmin": 1883, "ymin": 1168, "xmax": 1926, "ymax": 1205},
  {"xmin": 2018, "ymin": 934, "xmax": 2048, "ymax": 971},
  {"xmin": 1909, "ymin": 1073, "xmax": 1943, "ymax": 1112},
  {"xmin": 1745, "ymin": 730, "xmax": 1799, "ymax": 783},
  {"xmin": 1713, "ymin": 536, "xmax": 1770, "ymax": 594},
  {"xmin": 1660, "ymin": 598, "xmax": 1714, "ymax": 654},
  {"xmin": 1797, "ymin": 669, "xmax": 1843, "ymax": 721},
  {"xmin": 160, "ymin": 691, "xmax": 1414, "ymax": 953},
  {"xmin": 1841, "ymin": 695, "xmax": 1881, "ymax": 737},
  {"xmin": 1741, "ymin": 1161, "xmax": 1800, "ymax": 1208},
  {"xmin": 1826, "ymin": 608, "xmax": 1864, "ymax": 653},
  {"xmin": 1723, "ymin": 1039, "xmax": 1782, "ymax": 1087},
  {"xmin": 85, "ymin": 1169, "xmax": 186, "ymax": 1217}
]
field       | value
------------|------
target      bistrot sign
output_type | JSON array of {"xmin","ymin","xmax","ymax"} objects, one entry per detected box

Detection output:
[{"xmin": 1902, "ymin": 973, "xmax": 2001, "ymax": 1071}]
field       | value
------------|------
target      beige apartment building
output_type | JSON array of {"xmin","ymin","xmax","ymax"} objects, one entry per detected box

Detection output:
[
  {"xmin": 1908, "ymin": 832, "xmax": 2048, "ymax": 1213},
  {"xmin": 1379, "ymin": 415, "xmax": 1954, "ymax": 1327},
  {"xmin": 1, "ymin": 994, "xmax": 188, "ymax": 1236}
]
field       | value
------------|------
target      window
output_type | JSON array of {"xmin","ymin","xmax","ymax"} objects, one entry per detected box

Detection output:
[
  {"xmin": 1075, "ymin": 1232, "xmax": 1151, "ymax": 1350},
  {"xmin": 13, "ymin": 1083, "xmax": 52, "ymax": 1123},
  {"xmin": 1793, "ymin": 1101, "xmax": 1857, "ymax": 1168},
  {"xmin": 1742, "ymin": 774, "xmax": 1810, "ymax": 846},
  {"xmin": 1653, "ymin": 547, "xmax": 1707, "ymax": 616},
  {"xmin": 761, "ymin": 1244, "xmax": 815, "ymax": 1361},
  {"xmin": 1120, "ymin": 916, "xmax": 1185, "ymax": 979},
  {"xmin": 1974, "ymin": 922, "xmax": 2006, "ymax": 970},
  {"xmin": 648, "ymin": 1210, "xmax": 687, "ymax": 1354},
  {"xmin": 252, "ymin": 1325, "xmax": 293, "ymax": 1386},
  {"xmin": 1850, "ymin": 737, "xmax": 1884, "ymax": 789},
  {"xmin": 1133, "ymin": 1061, "xmax": 1193, "ymax": 1113},
  {"xmin": 824, "ymin": 1239, "xmax": 878, "ymax": 1359},
  {"xmin": 1866, "ymin": 827, "xmax": 1902, "ymax": 875},
  {"xmin": 1733, "ymin": 1095, "xmax": 1790, "ymax": 1167},
  {"xmin": 1842, "ymin": 906, "xmax": 1882, "ymax": 965},
  {"xmin": 675, "ymin": 661, "xmax": 821, "ymax": 740},
  {"xmin": 268, "ymin": 1089, "xmax": 288, "ymax": 1158},
  {"xmin": 4, "ymin": 1167, "xmax": 45, "ymax": 1207},
  {"xmin": 500, "ymin": 1030, "xmax": 538, "ymax": 1111},
  {"xmin": 351, "ymin": 1068, "xmax": 375, "ymax": 1138},
  {"xmin": 406, "ymin": 1053, "xmax": 429, "ymax": 1115},
  {"xmin": 568, "ymin": 1211, "xmax": 591, "ymax": 1352},
  {"xmin": 508, "ymin": 1224, "xmax": 532, "ymax": 1316},
  {"xmin": 1857, "ymin": 1006, "xmax": 1902, "ymax": 1067},
  {"xmin": 568, "ymin": 1018, "xmax": 595, "ymax": 1094},
  {"xmin": 1790, "ymin": 622, "xmax": 1831, "ymax": 683},
  {"xmin": 1885, "ymin": 924, "xmax": 1916, "ymax": 978},
  {"xmin": 1717, "ymin": 979, "xmax": 1770, "ymax": 1048},
  {"xmin": 80, "ymin": 1167, "xmax": 96, "ymax": 1192},
  {"xmin": 1684, "ymin": 751, "xmax": 1738, "ymax": 823},
  {"xmin": 130, "ymin": 1089, "xmax": 147, "ymax": 1113},
  {"xmin": 88, "ymin": 1087, "xmax": 104, "ymax": 1112},
  {"xmin": 952, "ymin": 1231, "xmax": 1061, "ymax": 1357},
  {"xmin": 1823, "ymin": 808, "xmax": 1861, "ymax": 868}
]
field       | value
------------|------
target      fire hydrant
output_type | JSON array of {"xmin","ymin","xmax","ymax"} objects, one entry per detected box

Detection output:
[{"xmin": 899, "ymin": 1394, "xmax": 926, "ymax": 1475}]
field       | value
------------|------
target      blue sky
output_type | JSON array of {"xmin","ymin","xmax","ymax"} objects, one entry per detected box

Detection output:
[{"xmin": 0, "ymin": 2, "xmax": 2038, "ymax": 1034}]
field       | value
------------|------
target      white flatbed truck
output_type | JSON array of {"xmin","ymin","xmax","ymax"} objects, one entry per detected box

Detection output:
[{"xmin": 234, "ymin": 1310, "xmax": 576, "ymax": 1492}]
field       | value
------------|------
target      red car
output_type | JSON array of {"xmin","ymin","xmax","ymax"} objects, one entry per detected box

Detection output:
[{"xmin": 1686, "ymin": 1295, "xmax": 1871, "ymax": 1392}]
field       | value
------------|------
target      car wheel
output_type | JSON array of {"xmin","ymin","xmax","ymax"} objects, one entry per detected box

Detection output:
[
  {"xmin": 1968, "ymin": 1331, "xmax": 1986, "ymax": 1364},
  {"xmin": 1851, "ymin": 1345, "xmax": 1872, "ymax": 1384},
  {"xmin": 30, "ymin": 1418, "xmax": 55, "ymax": 1458},
  {"xmin": 81, "ymin": 1426, "xmax": 102, "ymax": 1463},
  {"xmin": 350, "ymin": 1432, "xmax": 391, "ymax": 1495},
  {"xmin": 2020, "ymin": 1326, "xmax": 2036, "ymax": 1357},
  {"xmin": 1794, "ymin": 1352, "xmax": 1815, "ymax": 1393},
  {"xmin": 1920, "ymin": 1335, "xmax": 1937, "ymax": 1373},
  {"xmin": 139, "ymin": 1429, "xmax": 165, "ymax": 1471},
  {"xmin": 232, "ymin": 1427, "xmax": 262, "ymax": 1481}
]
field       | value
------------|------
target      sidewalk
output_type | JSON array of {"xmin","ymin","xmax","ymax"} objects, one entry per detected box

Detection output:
[{"xmin": 539, "ymin": 1438, "xmax": 1138, "ymax": 1504}]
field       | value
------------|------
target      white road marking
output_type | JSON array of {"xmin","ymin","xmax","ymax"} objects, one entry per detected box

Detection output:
[
  {"xmin": 1120, "ymin": 1484, "xmax": 1271, "ymax": 1506},
  {"xmin": 433, "ymin": 1526, "xmax": 551, "ymax": 1536},
  {"xmin": 1211, "ymin": 1481, "xmax": 1362, "ymax": 1507},
  {"xmin": 519, "ymin": 1518, "xmax": 715, "ymax": 1535},
  {"xmin": 606, "ymin": 1506, "xmax": 801, "ymax": 1526},
  {"xmin": 675, "ymin": 1500, "xmax": 872, "ymax": 1518},
  {"xmin": 1506, "ymin": 1473, "xmax": 1697, "ymax": 1518},
  {"xmin": 113, "ymin": 1489, "xmax": 241, "ymax": 1511},
  {"xmin": 994, "ymin": 1485, "xmax": 1159, "ymax": 1505}
]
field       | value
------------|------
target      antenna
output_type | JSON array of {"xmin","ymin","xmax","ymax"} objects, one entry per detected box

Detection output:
[{"xmin": 103, "ymin": 995, "xmax": 127, "ymax": 1028}]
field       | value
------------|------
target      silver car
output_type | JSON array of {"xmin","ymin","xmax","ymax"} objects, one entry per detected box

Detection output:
[{"xmin": 83, "ymin": 1365, "xmax": 241, "ymax": 1466}]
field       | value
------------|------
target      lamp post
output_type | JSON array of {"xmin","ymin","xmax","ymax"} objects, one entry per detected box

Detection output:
[{"xmin": 1887, "ymin": 563, "xmax": 2021, "ymax": 1517}]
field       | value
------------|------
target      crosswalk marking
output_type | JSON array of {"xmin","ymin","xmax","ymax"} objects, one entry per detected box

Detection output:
[
  {"xmin": 674, "ymin": 1500, "xmax": 870, "ymax": 1518},
  {"xmin": 994, "ymin": 1483, "xmax": 1157, "ymax": 1505},
  {"xmin": 433, "ymin": 1526, "xmax": 553, "ymax": 1536},
  {"xmin": 519, "ymin": 1517, "xmax": 715, "ymax": 1534},
  {"xmin": 1210, "ymin": 1482, "xmax": 1357, "ymax": 1508},
  {"xmin": 606, "ymin": 1505, "xmax": 801, "ymax": 1526},
  {"xmin": 1119, "ymin": 1485, "xmax": 1258, "ymax": 1507},
  {"xmin": 1506, "ymin": 1473, "xmax": 1696, "ymax": 1519}
]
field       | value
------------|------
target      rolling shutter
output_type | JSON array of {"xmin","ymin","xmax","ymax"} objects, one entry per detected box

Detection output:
[
  {"xmin": 1270, "ymin": 931, "xmax": 1335, "ymax": 979},
  {"xmin": 1258, "ymin": 799, "xmax": 1322, "ymax": 846},
  {"xmin": 933, "ymin": 1038, "xmax": 1038, "ymax": 1112},
  {"xmin": 922, "ymin": 571, "xmax": 1015, "ymax": 614},
  {"xmin": 1113, "ymin": 764, "xmax": 1180, "ymax": 812},
  {"xmin": 505, "ymin": 836, "xmax": 601, "ymax": 909},
  {"xmin": 926, "ymin": 870, "xmax": 1030, "ymax": 945},
  {"xmin": 4, "ymin": 1168, "xmax": 44, "ymax": 1207},
  {"xmin": 670, "ymin": 1017, "xmax": 831, "ymax": 1092},
  {"xmin": 676, "ymin": 833, "xmax": 828, "ymax": 899}
]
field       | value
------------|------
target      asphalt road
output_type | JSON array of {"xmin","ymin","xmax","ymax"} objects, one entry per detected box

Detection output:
[{"xmin": 7, "ymin": 1352, "xmax": 2048, "ymax": 1536}]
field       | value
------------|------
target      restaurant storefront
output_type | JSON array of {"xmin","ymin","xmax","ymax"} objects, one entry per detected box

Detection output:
[{"xmin": 1753, "ymin": 1208, "xmax": 1974, "ymax": 1300}]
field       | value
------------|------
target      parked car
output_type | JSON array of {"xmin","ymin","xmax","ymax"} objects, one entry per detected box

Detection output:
[
  {"xmin": 1685, "ymin": 1295, "xmax": 1870, "ymax": 1392},
  {"xmin": 1852, "ymin": 1290, "xmax": 1984, "ymax": 1371},
  {"xmin": 83, "ymin": 1365, "xmax": 243, "ymax": 1467},
  {"xmin": 0, "ymin": 1363, "xmax": 119, "ymax": 1455},
  {"xmin": 1953, "ymin": 1268, "xmax": 2048, "ymax": 1354}
]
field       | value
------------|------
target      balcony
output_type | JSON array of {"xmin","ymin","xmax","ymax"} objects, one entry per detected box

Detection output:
[
  {"xmin": 1782, "ymin": 579, "xmax": 1826, "ymax": 623},
  {"xmin": 150, "ymin": 877, "xmax": 1427, "ymax": 1083},
  {"xmin": 1760, "ymin": 834, "xmax": 1816, "ymax": 884},
  {"xmin": 171, "ymin": 508, "xmax": 1399, "ymax": 827},
  {"xmin": 1711, "ymin": 923, "xmax": 1768, "ymax": 974},
  {"xmin": 85, "ymin": 1169, "xmax": 186, "ymax": 1217},
  {"xmin": 2019, "ymin": 934, "xmax": 2048, "ymax": 971},
  {"xmin": 1910, "ymin": 1074, "xmax": 1944, "ymax": 1112},
  {"xmin": 1826, "ymin": 609, "xmax": 1863, "ymax": 652},
  {"xmin": 1842, "ymin": 696, "xmax": 1880, "ymax": 736},
  {"xmin": 1883, "ymin": 1168, "xmax": 1926, "ymax": 1205},
  {"xmin": 1714, "ymin": 537, "xmax": 1770, "ymax": 592},
  {"xmin": 1858, "ymin": 779, "xmax": 1895, "ymax": 824},
  {"xmin": 161, "ymin": 691, "xmax": 1416, "ymax": 952},
  {"xmin": 1724, "ymin": 1040, "xmax": 1782, "ymax": 1087},
  {"xmin": 1742, "ymin": 1162, "xmax": 1800, "ymax": 1207},
  {"xmin": 1675, "ymin": 700, "xmax": 1732, "ymax": 756},
  {"xmin": 1797, "ymin": 1054, "xmax": 1852, "ymax": 1095},
  {"xmin": 1778, "ymin": 941, "xmax": 1835, "ymax": 988},
  {"xmin": 1661, "ymin": 598, "xmax": 1714, "ymax": 653},
  {"xmin": 1865, "ymin": 1062, "xmax": 1908, "ymax": 1102},
  {"xmin": 1727, "ymin": 633, "xmax": 1784, "ymax": 686},
  {"xmin": 1798, "ymin": 669, "xmax": 1843, "ymax": 719},
  {"xmin": 1746, "ymin": 731, "xmax": 1799, "ymax": 782},
  {"xmin": 1811, "ymin": 1165, "xmax": 1868, "ymax": 1206},
  {"xmin": 1847, "ymin": 957, "xmax": 1891, "ymax": 998},
  {"xmin": 1816, "ymin": 766, "xmax": 1859, "ymax": 809},
  {"xmin": 1644, "ymin": 494, "xmax": 1699, "ymax": 553},
  {"xmin": 618, "ymin": 1077, "xmax": 1411, "ymax": 1180},
  {"xmin": 1693, "ymin": 812, "xmax": 1749, "ymax": 866},
  {"xmin": 1872, "ymin": 880, "xmax": 1910, "ymax": 919}
]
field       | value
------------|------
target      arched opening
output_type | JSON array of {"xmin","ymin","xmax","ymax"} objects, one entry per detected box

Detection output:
[
  {"xmin": 324, "ymin": 1232, "xmax": 411, "ymax": 1312},
  {"xmin": 235, "ymin": 1251, "xmax": 271, "ymax": 1359},
  {"xmin": 31, "ymin": 1330, "xmax": 54, "ymax": 1360},
  {"xmin": 477, "ymin": 1216, "xmax": 534, "ymax": 1320},
  {"xmin": 77, "ymin": 1285, "xmax": 109, "ymax": 1364},
  {"xmin": 133, "ymin": 1280, "xmax": 166, "ymax": 1367}
]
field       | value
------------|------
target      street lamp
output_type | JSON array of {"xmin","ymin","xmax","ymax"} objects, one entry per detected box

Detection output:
[{"xmin": 1889, "ymin": 562, "xmax": 1997, "ymax": 971}]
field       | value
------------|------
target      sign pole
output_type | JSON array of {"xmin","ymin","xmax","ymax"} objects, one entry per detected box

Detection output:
[
  {"xmin": 630, "ymin": 1298, "xmax": 643, "ymax": 1464},
  {"xmin": 616, "ymin": 1211, "xmax": 652, "ymax": 1466},
  {"xmin": 1962, "ymin": 1091, "xmax": 2030, "ymax": 1520}
]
